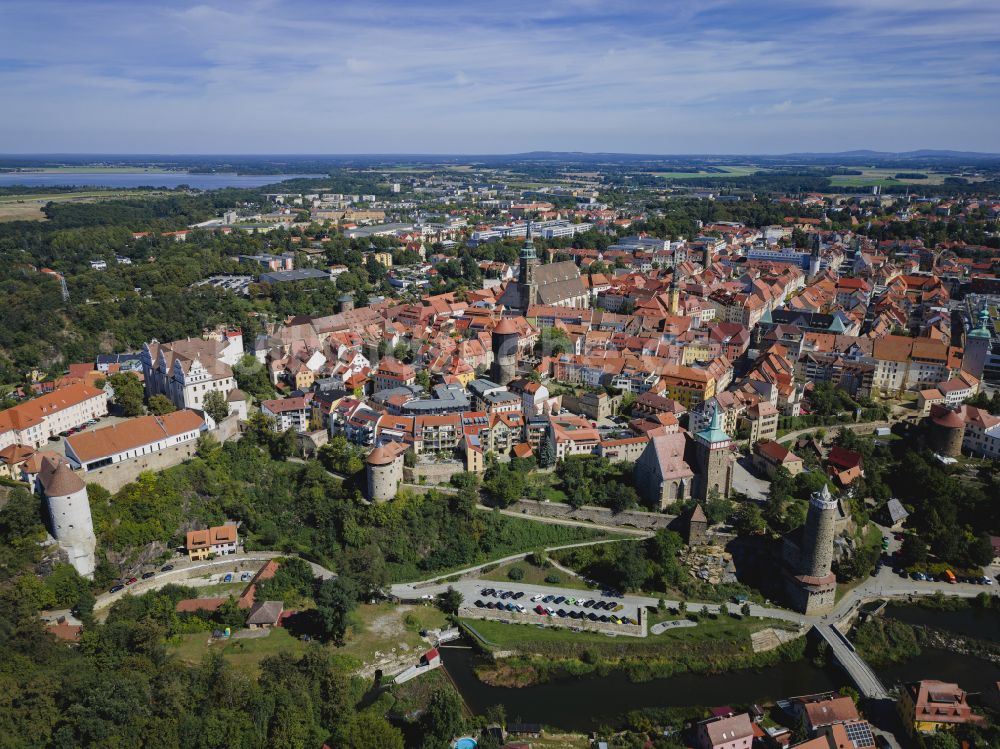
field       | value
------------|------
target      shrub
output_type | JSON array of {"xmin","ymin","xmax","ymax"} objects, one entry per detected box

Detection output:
[
  {"xmin": 507, "ymin": 566, "xmax": 525, "ymax": 581},
  {"xmin": 544, "ymin": 572, "xmax": 562, "ymax": 584}
]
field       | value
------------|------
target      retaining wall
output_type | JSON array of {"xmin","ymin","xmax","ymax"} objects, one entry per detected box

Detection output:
[{"xmin": 508, "ymin": 499, "xmax": 678, "ymax": 531}]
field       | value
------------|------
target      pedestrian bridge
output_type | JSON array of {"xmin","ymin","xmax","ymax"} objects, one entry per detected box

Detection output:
[{"xmin": 812, "ymin": 624, "xmax": 889, "ymax": 700}]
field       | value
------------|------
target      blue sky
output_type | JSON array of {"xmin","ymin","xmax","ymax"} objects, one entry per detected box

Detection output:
[{"xmin": 1, "ymin": 0, "xmax": 998, "ymax": 154}]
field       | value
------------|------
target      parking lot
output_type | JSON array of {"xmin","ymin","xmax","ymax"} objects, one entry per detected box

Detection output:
[
  {"xmin": 471, "ymin": 585, "xmax": 640, "ymax": 626},
  {"xmin": 39, "ymin": 413, "xmax": 130, "ymax": 460}
]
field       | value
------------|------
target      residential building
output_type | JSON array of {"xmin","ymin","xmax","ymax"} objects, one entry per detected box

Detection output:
[
  {"xmin": 745, "ymin": 401, "xmax": 779, "ymax": 445},
  {"xmin": 186, "ymin": 525, "xmax": 239, "ymax": 561},
  {"xmin": 260, "ymin": 395, "xmax": 313, "ymax": 433},
  {"xmin": 0, "ymin": 383, "xmax": 108, "ymax": 450},
  {"xmin": 695, "ymin": 712, "xmax": 753, "ymax": 749},
  {"xmin": 898, "ymin": 680, "xmax": 985, "ymax": 736},
  {"xmin": 372, "ymin": 358, "xmax": 416, "ymax": 391},
  {"xmin": 753, "ymin": 439, "xmax": 804, "ymax": 477}
]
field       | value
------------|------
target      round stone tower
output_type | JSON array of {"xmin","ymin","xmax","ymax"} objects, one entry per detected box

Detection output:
[
  {"xmin": 800, "ymin": 484, "xmax": 837, "ymax": 579},
  {"xmin": 366, "ymin": 444, "xmax": 404, "ymax": 502},
  {"xmin": 490, "ymin": 317, "xmax": 520, "ymax": 385},
  {"xmin": 338, "ymin": 293, "xmax": 355, "ymax": 314},
  {"xmin": 38, "ymin": 456, "xmax": 97, "ymax": 578},
  {"xmin": 929, "ymin": 407, "xmax": 965, "ymax": 457}
]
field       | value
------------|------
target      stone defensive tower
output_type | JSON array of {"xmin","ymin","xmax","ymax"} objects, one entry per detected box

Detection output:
[
  {"xmin": 37, "ymin": 456, "xmax": 97, "ymax": 578},
  {"xmin": 365, "ymin": 443, "xmax": 407, "ymax": 502},
  {"xmin": 783, "ymin": 483, "xmax": 838, "ymax": 615},
  {"xmin": 928, "ymin": 405, "xmax": 965, "ymax": 458},
  {"xmin": 692, "ymin": 402, "xmax": 734, "ymax": 500},
  {"xmin": 338, "ymin": 293, "xmax": 355, "ymax": 314},
  {"xmin": 800, "ymin": 484, "xmax": 837, "ymax": 579},
  {"xmin": 490, "ymin": 317, "xmax": 520, "ymax": 386}
]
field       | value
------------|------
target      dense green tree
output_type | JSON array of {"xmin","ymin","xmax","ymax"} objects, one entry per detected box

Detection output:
[
  {"xmin": 108, "ymin": 371, "xmax": 145, "ymax": 416},
  {"xmin": 314, "ymin": 577, "xmax": 358, "ymax": 644},
  {"xmin": 202, "ymin": 389, "xmax": 230, "ymax": 424},
  {"xmin": 341, "ymin": 712, "xmax": 404, "ymax": 749},
  {"xmin": 420, "ymin": 688, "xmax": 466, "ymax": 749},
  {"xmin": 437, "ymin": 586, "xmax": 463, "ymax": 615},
  {"xmin": 147, "ymin": 394, "xmax": 176, "ymax": 416}
]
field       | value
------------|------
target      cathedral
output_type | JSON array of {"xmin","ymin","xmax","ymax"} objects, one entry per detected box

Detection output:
[{"xmin": 497, "ymin": 223, "xmax": 589, "ymax": 312}]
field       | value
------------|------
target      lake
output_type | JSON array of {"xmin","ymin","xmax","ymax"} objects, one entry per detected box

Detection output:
[{"xmin": 0, "ymin": 172, "xmax": 326, "ymax": 190}]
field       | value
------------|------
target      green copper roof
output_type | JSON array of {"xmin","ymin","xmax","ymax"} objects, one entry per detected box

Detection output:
[
  {"xmin": 520, "ymin": 221, "xmax": 537, "ymax": 260},
  {"xmin": 829, "ymin": 315, "xmax": 846, "ymax": 333},
  {"xmin": 968, "ymin": 308, "xmax": 992, "ymax": 339},
  {"xmin": 696, "ymin": 401, "xmax": 731, "ymax": 445}
]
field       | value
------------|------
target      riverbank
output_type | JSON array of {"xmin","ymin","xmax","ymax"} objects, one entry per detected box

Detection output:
[{"xmin": 463, "ymin": 613, "xmax": 805, "ymax": 687}]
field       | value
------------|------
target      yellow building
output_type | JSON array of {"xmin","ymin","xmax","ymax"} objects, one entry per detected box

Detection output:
[
  {"xmin": 682, "ymin": 342, "xmax": 715, "ymax": 365},
  {"xmin": 660, "ymin": 366, "xmax": 716, "ymax": 408},
  {"xmin": 371, "ymin": 251, "xmax": 393, "ymax": 268}
]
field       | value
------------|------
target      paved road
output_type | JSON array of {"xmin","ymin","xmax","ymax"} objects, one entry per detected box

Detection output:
[
  {"xmin": 777, "ymin": 420, "xmax": 891, "ymax": 445},
  {"xmin": 477, "ymin": 503, "xmax": 653, "ymax": 537},
  {"xmin": 91, "ymin": 551, "xmax": 335, "ymax": 611},
  {"xmin": 393, "ymin": 535, "xmax": 642, "ymax": 589}
]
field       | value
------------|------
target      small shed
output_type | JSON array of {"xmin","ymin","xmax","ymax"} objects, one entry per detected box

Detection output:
[
  {"xmin": 880, "ymin": 498, "xmax": 909, "ymax": 530},
  {"xmin": 420, "ymin": 647, "xmax": 441, "ymax": 667},
  {"xmin": 246, "ymin": 600, "xmax": 283, "ymax": 629}
]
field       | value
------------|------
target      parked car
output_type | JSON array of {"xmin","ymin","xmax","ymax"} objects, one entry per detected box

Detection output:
[
  {"xmin": 553, "ymin": 596, "xmax": 565, "ymax": 604},
  {"xmin": 534, "ymin": 605, "xmax": 546, "ymax": 615},
  {"xmin": 125, "ymin": 577, "xmax": 138, "ymax": 585},
  {"xmin": 530, "ymin": 594, "xmax": 543, "ymax": 602},
  {"xmin": 475, "ymin": 600, "xmax": 485, "ymax": 608},
  {"xmin": 224, "ymin": 573, "xmax": 233, "ymax": 583},
  {"xmin": 141, "ymin": 571, "xmax": 155, "ymax": 580},
  {"xmin": 542, "ymin": 595, "xmax": 554, "ymax": 603},
  {"xmin": 513, "ymin": 591, "xmax": 525, "ymax": 600},
  {"xmin": 109, "ymin": 584, "xmax": 124, "ymax": 594},
  {"xmin": 161, "ymin": 564, "xmax": 174, "ymax": 572}
]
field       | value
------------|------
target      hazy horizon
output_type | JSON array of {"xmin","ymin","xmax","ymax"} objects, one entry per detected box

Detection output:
[{"xmin": 2, "ymin": 1, "xmax": 999, "ymax": 154}]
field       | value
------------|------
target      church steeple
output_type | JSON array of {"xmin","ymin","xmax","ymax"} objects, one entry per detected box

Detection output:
[
  {"xmin": 517, "ymin": 219, "xmax": 539, "ymax": 311},
  {"xmin": 668, "ymin": 268, "xmax": 681, "ymax": 315}
]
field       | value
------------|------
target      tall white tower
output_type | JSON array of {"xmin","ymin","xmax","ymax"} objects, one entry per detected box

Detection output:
[{"xmin": 37, "ymin": 456, "xmax": 97, "ymax": 578}]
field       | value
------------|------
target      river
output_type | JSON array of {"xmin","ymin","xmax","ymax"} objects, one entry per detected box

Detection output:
[
  {"xmin": 0, "ymin": 172, "xmax": 325, "ymax": 189},
  {"xmin": 441, "ymin": 644, "xmax": 847, "ymax": 732},
  {"xmin": 440, "ymin": 604, "xmax": 1000, "ymax": 731}
]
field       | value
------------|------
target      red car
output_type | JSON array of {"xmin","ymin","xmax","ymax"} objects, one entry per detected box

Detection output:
[
  {"xmin": 534, "ymin": 605, "xmax": 547, "ymax": 615},
  {"xmin": 125, "ymin": 577, "xmax": 138, "ymax": 585}
]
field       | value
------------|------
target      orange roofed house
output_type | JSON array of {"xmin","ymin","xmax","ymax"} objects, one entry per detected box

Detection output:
[
  {"xmin": 0, "ymin": 383, "xmax": 108, "ymax": 450},
  {"xmin": 696, "ymin": 712, "xmax": 753, "ymax": 749},
  {"xmin": 186, "ymin": 524, "xmax": 239, "ymax": 561},
  {"xmin": 899, "ymin": 679, "xmax": 986, "ymax": 736}
]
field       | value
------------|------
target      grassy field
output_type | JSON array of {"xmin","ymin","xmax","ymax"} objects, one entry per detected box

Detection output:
[
  {"xmin": 480, "ymin": 559, "xmax": 591, "ymax": 591},
  {"xmin": 0, "ymin": 189, "xmax": 170, "ymax": 222},
  {"xmin": 828, "ymin": 168, "xmax": 948, "ymax": 187},
  {"xmin": 649, "ymin": 166, "xmax": 759, "ymax": 179},
  {"xmin": 527, "ymin": 472, "xmax": 569, "ymax": 503},
  {"xmin": 338, "ymin": 602, "xmax": 448, "ymax": 664},
  {"xmin": 464, "ymin": 610, "xmax": 782, "ymax": 652},
  {"xmin": 167, "ymin": 602, "xmax": 449, "ymax": 673},
  {"xmin": 170, "ymin": 628, "xmax": 310, "ymax": 672}
]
